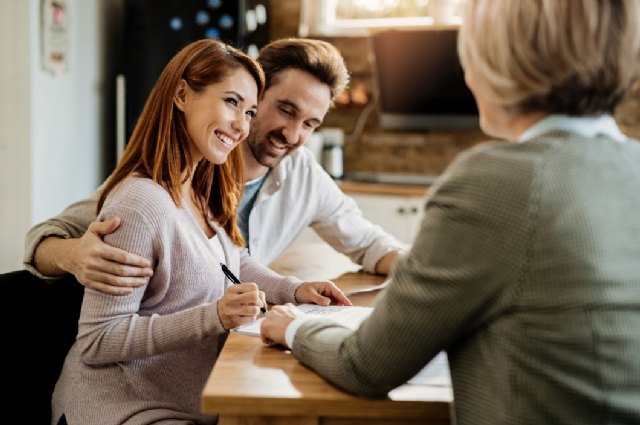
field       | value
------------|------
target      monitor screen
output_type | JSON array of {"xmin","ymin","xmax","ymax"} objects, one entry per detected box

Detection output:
[{"xmin": 371, "ymin": 28, "xmax": 479, "ymax": 130}]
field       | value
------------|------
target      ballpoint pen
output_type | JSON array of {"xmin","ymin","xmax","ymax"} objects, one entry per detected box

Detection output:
[{"xmin": 220, "ymin": 262, "xmax": 267, "ymax": 313}]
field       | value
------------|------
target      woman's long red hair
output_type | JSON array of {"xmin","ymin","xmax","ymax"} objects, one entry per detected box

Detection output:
[{"xmin": 98, "ymin": 39, "xmax": 264, "ymax": 246}]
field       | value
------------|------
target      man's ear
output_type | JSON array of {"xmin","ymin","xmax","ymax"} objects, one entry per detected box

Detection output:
[{"xmin": 174, "ymin": 79, "xmax": 188, "ymax": 111}]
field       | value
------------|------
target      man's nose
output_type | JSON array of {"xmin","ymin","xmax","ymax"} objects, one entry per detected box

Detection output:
[{"xmin": 282, "ymin": 123, "xmax": 303, "ymax": 145}]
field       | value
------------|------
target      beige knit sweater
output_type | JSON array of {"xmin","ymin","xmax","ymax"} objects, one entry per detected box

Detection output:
[{"xmin": 52, "ymin": 177, "xmax": 302, "ymax": 424}]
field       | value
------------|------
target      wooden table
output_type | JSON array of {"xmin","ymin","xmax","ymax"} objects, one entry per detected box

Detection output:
[{"xmin": 200, "ymin": 268, "xmax": 453, "ymax": 425}]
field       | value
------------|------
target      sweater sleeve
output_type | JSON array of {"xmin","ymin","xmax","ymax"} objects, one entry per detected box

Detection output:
[
  {"xmin": 23, "ymin": 191, "xmax": 100, "ymax": 279},
  {"xmin": 239, "ymin": 249, "xmax": 302, "ymax": 305},
  {"xmin": 76, "ymin": 183, "xmax": 225, "ymax": 365}
]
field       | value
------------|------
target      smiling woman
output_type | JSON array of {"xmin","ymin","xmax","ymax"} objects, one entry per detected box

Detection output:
[{"xmin": 50, "ymin": 39, "xmax": 275, "ymax": 425}]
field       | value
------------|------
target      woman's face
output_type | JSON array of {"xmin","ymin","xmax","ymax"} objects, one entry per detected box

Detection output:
[{"xmin": 176, "ymin": 67, "xmax": 258, "ymax": 165}]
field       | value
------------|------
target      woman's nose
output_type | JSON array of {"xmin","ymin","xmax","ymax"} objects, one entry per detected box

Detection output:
[{"xmin": 232, "ymin": 111, "xmax": 251, "ymax": 136}]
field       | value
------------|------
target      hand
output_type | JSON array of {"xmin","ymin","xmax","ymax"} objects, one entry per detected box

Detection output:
[
  {"xmin": 61, "ymin": 218, "xmax": 153, "ymax": 295},
  {"xmin": 260, "ymin": 303, "xmax": 304, "ymax": 346},
  {"xmin": 294, "ymin": 280, "xmax": 352, "ymax": 306},
  {"xmin": 217, "ymin": 282, "xmax": 267, "ymax": 331}
]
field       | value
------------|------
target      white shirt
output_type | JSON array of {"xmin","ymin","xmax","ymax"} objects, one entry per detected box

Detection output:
[{"xmin": 247, "ymin": 146, "xmax": 406, "ymax": 272}]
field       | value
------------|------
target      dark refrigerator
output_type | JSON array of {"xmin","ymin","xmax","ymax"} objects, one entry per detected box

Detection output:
[{"xmin": 119, "ymin": 0, "xmax": 270, "ymax": 149}]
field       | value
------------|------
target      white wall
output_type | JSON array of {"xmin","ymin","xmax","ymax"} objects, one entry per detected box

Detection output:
[
  {"xmin": 30, "ymin": 0, "xmax": 104, "ymax": 224},
  {"xmin": 1, "ymin": 0, "xmax": 116, "ymax": 272},
  {"xmin": 0, "ymin": 0, "xmax": 32, "ymax": 272}
]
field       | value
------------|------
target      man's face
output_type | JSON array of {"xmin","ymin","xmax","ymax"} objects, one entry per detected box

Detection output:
[{"xmin": 245, "ymin": 68, "xmax": 332, "ymax": 168}]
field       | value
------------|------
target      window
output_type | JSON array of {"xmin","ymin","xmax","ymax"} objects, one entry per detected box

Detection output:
[{"xmin": 299, "ymin": 0, "xmax": 464, "ymax": 37}]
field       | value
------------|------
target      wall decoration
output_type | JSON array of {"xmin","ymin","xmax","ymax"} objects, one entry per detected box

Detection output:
[{"xmin": 41, "ymin": 0, "xmax": 69, "ymax": 75}]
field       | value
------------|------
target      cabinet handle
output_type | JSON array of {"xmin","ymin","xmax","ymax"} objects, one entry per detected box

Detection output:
[
  {"xmin": 410, "ymin": 206, "xmax": 418, "ymax": 214},
  {"xmin": 397, "ymin": 207, "xmax": 406, "ymax": 215}
]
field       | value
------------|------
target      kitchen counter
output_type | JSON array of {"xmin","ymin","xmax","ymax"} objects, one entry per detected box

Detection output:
[{"xmin": 338, "ymin": 179, "xmax": 431, "ymax": 197}]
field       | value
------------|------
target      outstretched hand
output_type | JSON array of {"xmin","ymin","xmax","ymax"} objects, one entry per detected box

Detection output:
[
  {"xmin": 294, "ymin": 280, "xmax": 352, "ymax": 306},
  {"xmin": 260, "ymin": 303, "xmax": 302, "ymax": 346},
  {"xmin": 64, "ymin": 218, "xmax": 153, "ymax": 295},
  {"xmin": 261, "ymin": 282, "xmax": 351, "ymax": 347}
]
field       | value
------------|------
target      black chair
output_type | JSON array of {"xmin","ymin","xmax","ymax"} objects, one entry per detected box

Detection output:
[{"xmin": 1, "ymin": 270, "xmax": 83, "ymax": 424}]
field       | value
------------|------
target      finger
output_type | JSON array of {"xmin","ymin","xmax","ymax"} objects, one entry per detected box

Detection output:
[
  {"xmin": 88, "ymin": 257, "xmax": 150, "ymax": 279},
  {"xmin": 100, "ymin": 260, "xmax": 153, "ymax": 279},
  {"xmin": 101, "ymin": 246, "xmax": 152, "ymax": 269},
  {"xmin": 88, "ymin": 269, "xmax": 149, "ymax": 288},
  {"xmin": 221, "ymin": 299, "xmax": 261, "ymax": 317},
  {"xmin": 237, "ymin": 304, "xmax": 261, "ymax": 317},
  {"xmin": 328, "ymin": 287, "xmax": 352, "ymax": 306},
  {"xmin": 87, "ymin": 281, "xmax": 135, "ymax": 296},
  {"xmin": 89, "ymin": 217, "xmax": 121, "ymax": 236},
  {"xmin": 308, "ymin": 291, "xmax": 331, "ymax": 306},
  {"xmin": 261, "ymin": 334, "xmax": 275, "ymax": 346},
  {"xmin": 259, "ymin": 291, "xmax": 267, "ymax": 312}
]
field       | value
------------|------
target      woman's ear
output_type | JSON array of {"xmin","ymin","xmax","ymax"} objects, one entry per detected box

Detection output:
[{"xmin": 174, "ymin": 79, "xmax": 188, "ymax": 111}]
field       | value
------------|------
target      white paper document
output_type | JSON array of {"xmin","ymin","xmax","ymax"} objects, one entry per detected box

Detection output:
[
  {"xmin": 342, "ymin": 278, "xmax": 390, "ymax": 296},
  {"xmin": 232, "ymin": 303, "xmax": 373, "ymax": 337},
  {"xmin": 233, "ymin": 304, "xmax": 452, "ymax": 388},
  {"xmin": 407, "ymin": 351, "xmax": 451, "ymax": 387}
]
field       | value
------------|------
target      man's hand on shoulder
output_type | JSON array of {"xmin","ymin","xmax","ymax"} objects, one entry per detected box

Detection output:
[{"xmin": 39, "ymin": 218, "xmax": 153, "ymax": 295}]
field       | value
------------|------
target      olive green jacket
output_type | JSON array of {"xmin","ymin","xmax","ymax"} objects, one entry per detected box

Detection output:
[{"xmin": 293, "ymin": 132, "xmax": 640, "ymax": 425}]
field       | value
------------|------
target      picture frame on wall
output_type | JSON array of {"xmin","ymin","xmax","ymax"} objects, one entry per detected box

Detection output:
[{"xmin": 41, "ymin": 0, "xmax": 69, "ymax": 75}]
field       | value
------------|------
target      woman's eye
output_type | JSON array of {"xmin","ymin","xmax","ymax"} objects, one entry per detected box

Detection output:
[
  {"xmin": 246, "ymin": 110, "xmax": 256, "ymax": 119},
  {"xmin": 225, "ymin": 97, "xmax": 238, "ymax": 107}
]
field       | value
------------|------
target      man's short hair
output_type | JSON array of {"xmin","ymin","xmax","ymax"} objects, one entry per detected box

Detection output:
[{"xmin": 258, "ymin": 38, "xmax": 350, "ymax": 104}]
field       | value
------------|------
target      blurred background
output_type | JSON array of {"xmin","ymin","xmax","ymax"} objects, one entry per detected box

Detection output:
[{"xmin": 2, "ymin": 0, "xmax": 639, "ymax": 271}]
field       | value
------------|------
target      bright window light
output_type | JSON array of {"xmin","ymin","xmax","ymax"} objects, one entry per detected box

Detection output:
[{"xmin": 300, "ymin": 0, "xmax": 463, "ymax": 36}]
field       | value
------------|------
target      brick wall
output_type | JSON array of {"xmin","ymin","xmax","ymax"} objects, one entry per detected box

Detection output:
[{"xmin": 269, "ymin": 0, "xmax": 640, "ymax": 176}]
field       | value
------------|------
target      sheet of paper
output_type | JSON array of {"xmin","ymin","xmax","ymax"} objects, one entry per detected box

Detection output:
[
  {"xmin": 406, "ymin": 351, "xmax": 451, "ymax": 387},
  {"xmin": 233, "ymin": 304, "xmax": 452, "ymax": 389},
  {"xmin": 232, "ymin": 304, "xmax": 373, "ymax": 337},
  {"xmin": 342, "ymin": 278, "xmax": 390, "ymax": 296}
]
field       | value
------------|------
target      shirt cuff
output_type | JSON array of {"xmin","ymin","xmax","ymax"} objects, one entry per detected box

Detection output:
[{"xmin": 284, "ymin": 315, "xmax": 318, "ymax": 348}]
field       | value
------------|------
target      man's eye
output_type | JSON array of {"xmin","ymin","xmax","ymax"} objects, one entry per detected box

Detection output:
[{"xmin": 279, "ymin": 107, "xmax": 293, "ymax": 116}]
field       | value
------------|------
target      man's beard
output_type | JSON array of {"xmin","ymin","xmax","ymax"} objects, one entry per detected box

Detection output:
[{"xmin": 246, "ymin": 130, "xmax": 290, "ymax": 168}]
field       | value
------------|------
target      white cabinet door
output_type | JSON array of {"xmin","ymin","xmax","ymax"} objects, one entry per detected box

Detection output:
[
  {"xmin": 292, "ymin": 192, "xmax": 427, "ymax": 246},
  {"xmin": 349, "ymin": 194, "xmax": 425, "ymax": 244}
]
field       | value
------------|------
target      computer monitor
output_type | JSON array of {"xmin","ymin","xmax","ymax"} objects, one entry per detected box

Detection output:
[{"xmin": 371, "ymin": 28, "xmax": 479, "ymax": 130}]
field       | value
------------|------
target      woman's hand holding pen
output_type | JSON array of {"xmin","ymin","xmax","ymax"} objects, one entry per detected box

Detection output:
[
  {"xmin": 217, "ymin": 282, "xmax": 267, "ymax": 331},
  {"xmin": 294, "ymin": 281, "xmax": 352, "ymax": 306}
]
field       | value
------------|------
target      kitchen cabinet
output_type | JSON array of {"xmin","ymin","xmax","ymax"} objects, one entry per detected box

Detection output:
[
  {"xmin": 349, "ymin": 193, "xmax": 425, "ymax": 244},
  {"xmin": 293, "ymin": 181, "xmax": 429, "ymax": 245}
]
